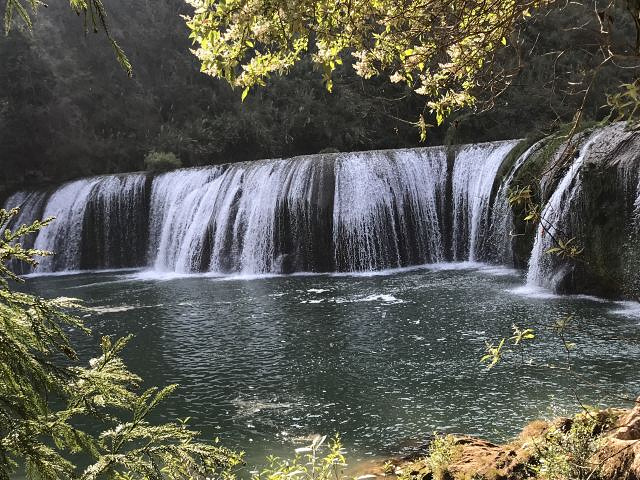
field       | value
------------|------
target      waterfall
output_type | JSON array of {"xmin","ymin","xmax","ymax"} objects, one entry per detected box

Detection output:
[
  {"xmin": 3, "ymin": 141, "xmax": 538, "ymax": 275},
  {"xmin": 485, "ymin": 140, "xmax": 546, "ymax": 266},
  {"xmin": 5, "ymin": 125, "xmax": 640, "ymax": 297},
  {"xmin": 333, "ymin": 148, "xmax": 447, "ymax": 271},
  {"xmin": 82, "ymin": 174, "xmax": 149, "ymax": 269},
  {"xmin": 32, "ymin": 179, "xmax": 101, "ymax": 272},
  {"xmin": 451, "ymin": 141, "xmax": 519, "ymax": 261},
  {"xmin": 3, "ymin": 175, "xmax": 148, "ymax": 273},
  {"xmin": 222, "ymin": 157, "xmax": 324, "ymax": 274},
  {"xmin": 147, "ymin": 157, "xmax": 334, "ymax": 274},
  {"xmin": 3, "ymin": 190, "xmax": 50, "ymax": 274},
  {"xmin": 148, "ymin": 167, "xmax": 223, "ymax": 272},
  {"xmin": 4, "ymin": 190, "xmax": 50, "ymax": 234},
  {"xmin": 526, "ymin": 130, "xmax": 606, "ymax": 289}
]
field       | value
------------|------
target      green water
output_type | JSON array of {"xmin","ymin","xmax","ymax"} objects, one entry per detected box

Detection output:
[{"xmin": 24, "ymin": 263, "xmax": 640, "ymax": 468}]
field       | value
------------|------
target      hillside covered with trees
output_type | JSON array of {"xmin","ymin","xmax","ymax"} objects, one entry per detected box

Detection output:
[{"xmin": 1, "ymin": 0, "xmax": 635, "ymax": 197}]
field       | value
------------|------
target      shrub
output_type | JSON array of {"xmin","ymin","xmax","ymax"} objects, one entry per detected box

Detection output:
[
  {"xmin": 319, "ymin": 147, "xmax": 341, "ymax": 154},
  {"xmin": 533, "ymin": 411, "xmax": 606, "ymax": 480},
  {"xmin": 426, "ymin": 434, "xmax": 461, "ymax": 480},
  {"xmin": 144, "ymin": 150, "xmax": 182, "ymax": 172},
  {"xmin": 252, "ymin": 435, "xmax": 348, "ymax": 480}
]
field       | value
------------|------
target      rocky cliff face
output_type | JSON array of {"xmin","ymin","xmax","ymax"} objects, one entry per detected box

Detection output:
[{"xmin": 517, "ymin": 123, "xmax": 640, "ymax": 299}]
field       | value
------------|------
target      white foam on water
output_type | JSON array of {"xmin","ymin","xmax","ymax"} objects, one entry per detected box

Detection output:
[
  {"xmin": 123, "ymin": 261, "xmax": 520, "ymax": 283},
  {"xmin": 509, "ymin": 285, "xmax": 612, "ymax": 303},
  {"xmin": 426, "ymin": 261, "xmax": 486, "ymax": 271},
  {"xmin": 508, "ymin": 285, "xmax": 561, "ymax": 299},
  {"xmin": 22, "ymin": 267, "xmax": 142, "ymax": 279},
  {"xmin": 129, "ymin": 269, "xmax": 202, "ymax": 281},
  {"xmin": 610, "ymin": 301, "xmax": 640, "ymax": 318},
  {"xmin": 88, "ymin": 305, "xmax": 139, "ymax": 314},
  {"xmin": 232, "ymin": 397, "xmax": 294, "ymax": 417},
  {"xmin": 478, "ymin": 266, "xmax": 520, "ymax": 277},
  {"xmin": 358, "ymin": 294, "xmax": 404, "ymax": 304}
]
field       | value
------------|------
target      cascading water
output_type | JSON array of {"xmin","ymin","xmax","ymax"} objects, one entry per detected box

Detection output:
[
  {"xmin": 525, "ymin": 130, "xmax": 607, "ymax": 289},
  {"xmin": 145, "ymin": 148, "xmax": 453, "ymax": 274},
  {"xmin": 333, "ymin": 148, "xmax": 447, "ymax": 271},
  {"xmin": 32, "ymin": 179, "xmax": 101, "ymax": 272},
  {"xmin": 147, "ymin": 157, "xmax": 334, "ymax": 274},
  {"xmin": 82, "ymin": 174, "xmax": 149, "ymax": 269},
  {"xmin": 224, "ymin": 157, "xmax": 326, "ymax": 274},
  {"xmin": 484, "ymin": 140, "xmax": 546, "ymax": 266},
  {"xmin": 3, "ymin": 175, "xmax": 149, "ymax": 273},
  {"xmin": 148, "ymin": 167, "xmax": 224, "ymax": 272},
  {"xmin": 3, "ymin": 190, "xmax": 50, "ymax": 274},
  {"xmin": 14, "ymin": 135, "xmax": 625, "ymax": 280},
  {"xmin": 451, "ymin": 141, "xmax": 519, "ymax": 261},
  {"xmin": 4, "ymin": 190, "xmax": 50, "ymax": 234}
]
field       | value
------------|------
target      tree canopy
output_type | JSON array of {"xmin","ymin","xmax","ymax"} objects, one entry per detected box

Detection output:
[
  {"xmin": 186, "ymin": 0, "xmax": 551, "ymax": 136},
  {"xmin": 186, "ymin": 0, "xmax": 640, "ymax": 136},
  {"xmin": 4, "ymin": 0, "xmax": 132, "ymax": 75}
]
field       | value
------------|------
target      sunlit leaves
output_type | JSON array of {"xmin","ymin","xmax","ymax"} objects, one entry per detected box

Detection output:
[
  {"xmin": 523, "ymin": 204, "xmax": 541, "ymax": 223},
  {"xmin": 252, "ymin": 434, "xmax": 346, "ymax": 480},
  {"xmin": 545, "ymin": 237, "xmax": 584, "ymax": 259},
  {"xmin": 3, "ymin": 0, "xmax": 39, "ymax": 33},
  {"xmin": 481, "ymin": 338, "xmax": 506, "ymax": 369},
  {"xmin": 607, "ymin": 78, "xmax": 640, "ymax": 126},
  {"xmin": 480, "ymin": 324, "xmax": 536, "ymax": 369},
  {"xmin": 415, "ymin": 114, "xmax": 433, "ymax": 142},
  {"xmin": 426, "ymin": 433, "xmax": 460, "ymax": 478},
  {"xmin": 185, "ymin": 0, "xmax": 552, "ymax": 133},
  {"xmin": 510, "ymin": 324, "xmax": 535, "ymax": 345},
  {"xmin": 508, "ymin": 185, "xmax": 533, "ymax": 207}
]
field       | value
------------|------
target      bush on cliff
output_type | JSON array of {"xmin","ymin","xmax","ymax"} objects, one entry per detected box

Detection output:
[{"xmin": 144, "ymin": 151, "xmax": 183, "ymax": 172}]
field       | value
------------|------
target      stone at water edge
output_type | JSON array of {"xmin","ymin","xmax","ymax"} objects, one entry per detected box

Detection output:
[{"xmin": 596, "ymin": 397, "xmax": 640, "ymax": 480}]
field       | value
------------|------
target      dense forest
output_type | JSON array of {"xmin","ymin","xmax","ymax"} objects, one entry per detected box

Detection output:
[{"xmin": 0, "ymin": 0, "xmax": 634, "ymax": 197}]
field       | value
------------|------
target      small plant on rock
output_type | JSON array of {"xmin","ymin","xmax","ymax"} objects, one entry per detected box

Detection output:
[
  {"xmin": 426, "ymin": 434, "xmax": 461, "ymax": 480},
  {"xmin": 532, "ymin": 412, "xmax": 604, "ymax": 480}
]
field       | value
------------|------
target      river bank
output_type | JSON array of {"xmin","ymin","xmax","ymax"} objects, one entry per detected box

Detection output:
[{"xmin": 360, "ymin": 400, "xmax": 640, "ymax": 480}]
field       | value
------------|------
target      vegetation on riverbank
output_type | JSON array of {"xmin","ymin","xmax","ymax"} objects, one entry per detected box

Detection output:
[{"xmin": 368, "ymin": 402, "xmax": 640, "ymax": 480}]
